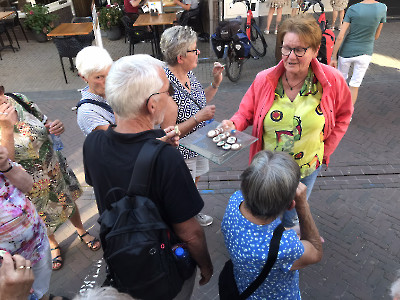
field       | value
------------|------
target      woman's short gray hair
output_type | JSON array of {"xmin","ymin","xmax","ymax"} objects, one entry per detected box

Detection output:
[
  {"xmin": 160, "ymin": 25, "xmax": 198, "ymax": 66},
  {"xmin": 240, "ymin": 151, "xmax": 300, "ymax": 219},
  {"xmin": 76, "ymin": 46, "xmax": 113, "ymax": 78},
  {"xmin": 391, "ymin": 270, "xmax": 400, "ymax": 299},
  {"xmin": 106, "ymin": 54, "xmax": 164, "ymax": 119},
  {"xmin": 73, "ymin": 287, "xmax": 135, "ymax": 300}
]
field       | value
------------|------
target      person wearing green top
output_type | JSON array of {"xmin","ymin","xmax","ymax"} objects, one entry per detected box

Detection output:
[{"xmin": 330, "ymin": 0, "xmax": 387, "ymax": 105}]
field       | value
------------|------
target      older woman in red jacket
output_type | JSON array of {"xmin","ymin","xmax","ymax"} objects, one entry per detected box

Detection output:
[{"xmin": 222, "ymin": 15, "xmax": 353, "ymax": 229}]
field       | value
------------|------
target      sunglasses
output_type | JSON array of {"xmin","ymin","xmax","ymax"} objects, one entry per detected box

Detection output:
[{"xmin": 145, "ymin": 84, "xmax": 175, "ymax": 106}]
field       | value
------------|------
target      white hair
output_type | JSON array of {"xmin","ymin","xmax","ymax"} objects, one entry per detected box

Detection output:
[
  {"xmin": 76, "ymin": 46, "xmax": 113, "ymax": 78},
  {"xmin": 391, "ymin": 270, "xmax": 400, "ymax": 299},
  {"xmin": 73, "ymin": 287, "xmax": 136, "ymax": 300},
  {"xmin": 106, "ymin": 54, "xmax": 164, "ymax": 119}
]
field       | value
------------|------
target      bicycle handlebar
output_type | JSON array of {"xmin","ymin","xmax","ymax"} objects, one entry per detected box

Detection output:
[{"xmin": 301, "ymin": 0, "xmax": 324, "ymax": 13}]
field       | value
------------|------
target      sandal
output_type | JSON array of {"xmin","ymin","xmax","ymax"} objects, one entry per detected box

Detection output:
[
  {"xmin": 50, "ymin": 246, "xmax": 63, "ymax": 271},
  {"xmin": 78, "ymin": 231, "xmax": 101, "ymax": 251}
]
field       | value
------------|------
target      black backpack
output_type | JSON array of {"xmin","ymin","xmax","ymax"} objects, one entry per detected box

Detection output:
[{"xmin": 98, "ymin": 140, "xmax": 191, "ymax": 300}]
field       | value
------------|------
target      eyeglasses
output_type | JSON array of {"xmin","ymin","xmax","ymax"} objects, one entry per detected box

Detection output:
[
  {"xmin": 145, "ymin": 84, "xmax": 175, "ymax": 106},
  {"xmin": 281, "ymin": 46, "xmax": 310, "ymax": 57},
  {"xmin": 186, "ymin": 49, "xmax": 200, "ymax": 55}
]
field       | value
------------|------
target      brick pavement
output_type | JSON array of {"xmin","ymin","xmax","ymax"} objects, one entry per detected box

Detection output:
[{"xmin": 0, "ymin": 18, "xmax": 399, "ymax": 300}]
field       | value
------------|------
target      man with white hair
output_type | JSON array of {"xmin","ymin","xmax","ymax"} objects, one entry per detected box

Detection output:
[{"xmin": 83, "ymin": 54, "xmax": 213, "ymax": 300}]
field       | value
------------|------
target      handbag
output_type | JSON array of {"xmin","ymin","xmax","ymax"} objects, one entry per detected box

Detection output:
[{"xmin": 218, "ymin": 223, "xmax": 285, "ymax": 300}]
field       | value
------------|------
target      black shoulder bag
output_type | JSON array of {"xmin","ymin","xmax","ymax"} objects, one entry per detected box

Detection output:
[{"xmin": 219, "ymin": 223, "xmax": 285, "ymax": 300}]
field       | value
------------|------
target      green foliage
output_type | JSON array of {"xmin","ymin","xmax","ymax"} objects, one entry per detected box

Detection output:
[
  {"xmin": 23, "ymin": 4, "xmax": 58, "ymax": 34},
  {"xmin": 98, "ymin": 4, "xmax": 123, "ymax": 30}
]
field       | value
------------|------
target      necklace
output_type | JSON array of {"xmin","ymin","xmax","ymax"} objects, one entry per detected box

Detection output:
[
  {"xmin": 184, "ymin": 82, "xmax": 190, "ymax": 89},
  {"xmin": 284, "ymin": 72, "xmax": 307, "ymax": 90}
]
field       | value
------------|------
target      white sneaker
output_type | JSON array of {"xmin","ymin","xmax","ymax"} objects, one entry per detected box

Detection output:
[
  {"xmin": 274, "ymin": 29, "xmax": 278, "ymax": 34},
  {"xmin": 263, "ymin": 29, "xmax": 269, "ymax": 35},
  {"xmin": 195, "ymin": 213, "xmax": 213, "ymax": 226}
]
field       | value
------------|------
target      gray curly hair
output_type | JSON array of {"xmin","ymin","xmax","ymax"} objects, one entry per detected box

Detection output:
[{"xmin": 160, "ymin": 25, "xmax": 198, "ymax": 66}]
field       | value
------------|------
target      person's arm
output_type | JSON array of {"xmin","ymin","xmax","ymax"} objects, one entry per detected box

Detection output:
[
  {"xmin": 203, "ymin": 63, "xmax": 224, "ymax": 102},
  {"xmin": 160, "ymin": 96, "xmax": 215, "ymax": 137},
  {"xmin": 129, "ymin": 0, "xmax": 141, "ymax": 7},
  {"xmin": 0, "ymin": 102, "xmax": 18, "ymax": 161},
  {"xmin": 0, "ymin": 253, "xmax": 34, "ymax": 300},
  {"xmin": 329, "ymin": 21, "xmax": 350, "ymax": 68},
  {"xmin": 322, "ymin": 69, "xmax": 353, "ymax": 165},
  {"xmin": 173, "ymin": 0, "xmax": 191, "ymax": 10},
  {"xmin": 375, "ymin": 22, "xmax": 384, "ymax": 40},
  {"xmin": 172, "ymin": 218, "xmax": 213, "ymax": 285},
  {"xmin": 290, "ymin": 183, "xmax": 323, "ymax": 270},
  {"xmin": 44, "ymin": 119, "xmax": 65, "ymax": 136},
  {"xmin": 0, "ymin": 146, "xmax": 33, "ymax": 193}
]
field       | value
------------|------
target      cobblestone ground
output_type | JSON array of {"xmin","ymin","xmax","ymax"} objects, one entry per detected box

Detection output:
[{"xmin": 0, "ymin": 18, "xmax": 399, "ymax": 300}]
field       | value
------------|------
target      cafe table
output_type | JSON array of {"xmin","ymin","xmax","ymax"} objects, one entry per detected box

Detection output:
[
  {"xmin": 0, "ymin": 11, "xmax": 13, "ymax": 20},
  {"xmin": 133, "ymin": 13, "xmax": 176, "ymax": 57},
  {"xmin": 47, "ymin": 23, "xmax": 93, "ymax": 37}
]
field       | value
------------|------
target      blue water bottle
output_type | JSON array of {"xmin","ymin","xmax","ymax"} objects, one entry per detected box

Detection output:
[
  {"xmin": 50, "ymin": 134, "xmax": 64, "ymax": 151},
  {"xmin": 29, "ymin": 293, "xmax": 39, "ymax": 300},
  {"xmin": 173, "ymin": 245, "xmax": 195, "ymax": 279}
]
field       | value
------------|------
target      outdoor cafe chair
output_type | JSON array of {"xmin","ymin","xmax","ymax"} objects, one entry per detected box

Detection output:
[
  {"xmin": 121, "ymin": 15, "xmax": 155, "ymax": 56},
  {"xmin": 53, "ymin": 36, "xmax": 86, "ymax": 84},
  {"xmin": 71, "ymin": 16, "xmax": 94, "ymax": 48},
  {"xmin": 2, "ymin": 6, "xmax": 29, "ymax": 49}
]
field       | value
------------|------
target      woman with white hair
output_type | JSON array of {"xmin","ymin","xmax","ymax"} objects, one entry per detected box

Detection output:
[
  {"xmin": 160, "ymin": 26, "xmax": 224, "ymax": 227},
  {"xmin": 75, "ymin": 46, "xmax": 114, "ymax": 136}
]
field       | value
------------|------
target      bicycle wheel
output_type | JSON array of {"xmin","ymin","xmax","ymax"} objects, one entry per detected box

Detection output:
[
  {"xmin": 249, "ymin": 19, "xmax": 267, "ymax": 58},
  {"xmin": 225, "ymin": 48, "xmax": 243, "ymax": 82}
]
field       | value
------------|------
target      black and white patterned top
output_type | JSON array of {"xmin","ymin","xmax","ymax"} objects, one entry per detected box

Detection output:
[{"xmin": 165, "ymin": 67, "xmax": 207, "ymax": 159}]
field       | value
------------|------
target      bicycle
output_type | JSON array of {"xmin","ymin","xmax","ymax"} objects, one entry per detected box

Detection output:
[{"xmin": 223, "ymin": 0, "xmax": 267, "ymax": 82}]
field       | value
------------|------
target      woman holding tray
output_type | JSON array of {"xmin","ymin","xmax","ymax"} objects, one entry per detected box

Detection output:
[
  {"xmin": 160, "ymin": 25, "xmax": 224, "ymax": 227},
  {"xmin": 222, "ymin": 15, "xmax": 353, "ymax": 230}
]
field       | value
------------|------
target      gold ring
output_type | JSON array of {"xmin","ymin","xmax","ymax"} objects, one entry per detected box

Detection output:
[
  {"xmin": 25, "ymin": 266, "xmax": 32, "ymax": 269},
  {"xmin": 18, "ymin": 265, "xmax": 25, "ymax": 269}
]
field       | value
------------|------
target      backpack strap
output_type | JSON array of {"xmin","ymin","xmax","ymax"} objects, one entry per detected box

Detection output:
[
  {"xmin": 127, "ymin": 139, "xmax": 167, "ymax": 197},
  {"xmin": 75, "ymin": 99, "xmax": 114, "ymax": 114},
  {"xmin": 239, "ymin": 223, "xmax": 285, "ymax": 299}
]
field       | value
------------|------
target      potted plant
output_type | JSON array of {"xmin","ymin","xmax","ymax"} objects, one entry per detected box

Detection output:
[
  {"xmin": 23, "ymin": 3, "xmax": 58, "ymax": 42},
  {"xmin": 98, "ymin": 3, "xmax": 123, "ymax": 40}
]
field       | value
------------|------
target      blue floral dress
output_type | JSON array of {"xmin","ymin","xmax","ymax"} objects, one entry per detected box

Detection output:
[{"xmin": 222, "ymin": 191, "xmax": 305, "ymax": 299}]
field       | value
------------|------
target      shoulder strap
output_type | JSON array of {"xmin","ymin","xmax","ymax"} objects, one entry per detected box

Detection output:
[
  {"xmin": 5, "ymin": 93, "xmax": 36, "ymax": 115},
  {"xmin": 239, "ymin": 223, "xmax": 285, "ymax": 299},
  {"xmin": 127, "ymin": 139, "xmax": 167, "ymax": 197},
  {"xmin": 76, "ymin": 99, "xmax": 114, "ymax": 114},
  {"xmin": 169, "ymin": 81, "xmax": 203, "ymax": 110}
]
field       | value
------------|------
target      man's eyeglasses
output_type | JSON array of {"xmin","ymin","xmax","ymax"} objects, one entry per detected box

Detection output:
[
  {"xmin": 281, "ymin": 46, "xmax": 310, "ymax": 57},
  {"xmin": 145, "ymin": 84, "xmax": 175, "ymax": 106},
  {"xmin": 186, "ymin": 49, "xmax": 200, "ymax": 55}
]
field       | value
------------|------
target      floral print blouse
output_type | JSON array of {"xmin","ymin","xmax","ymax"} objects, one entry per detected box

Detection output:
[
  {"xmin": 0, "ymin": 93, "xmax": 82, "ymax": 234},
  {"xmin": 0, "ymin": 165, "xmax": 47, "ymax": 265}
]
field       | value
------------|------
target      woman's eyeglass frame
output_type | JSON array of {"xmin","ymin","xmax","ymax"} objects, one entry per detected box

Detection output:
[
  {"xmin": 186, "ymin": 49, "xmax": 200, "ymax": 55},
  {"xmin": 145, "ymin": 85, "xmax": 175, "ymax": 106},
  {"xmin": 280, "ymin": 46, "xmax": 310, "ymax": 58}
]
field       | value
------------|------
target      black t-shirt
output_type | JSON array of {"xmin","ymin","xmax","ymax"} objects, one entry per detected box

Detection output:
[{"xmin": 83, "ymin": 127, "xmax": 204, "ymax": 225}]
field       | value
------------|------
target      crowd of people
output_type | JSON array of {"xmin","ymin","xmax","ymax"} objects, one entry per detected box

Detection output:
[{"xmin": 0, "ymin": 0, "xmax": 392, "ymax": 298}]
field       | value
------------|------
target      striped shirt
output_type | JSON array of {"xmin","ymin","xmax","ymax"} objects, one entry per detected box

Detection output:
[{"xmin": 77, "ymin": 86, "xmax": 115, "ymax": 136}]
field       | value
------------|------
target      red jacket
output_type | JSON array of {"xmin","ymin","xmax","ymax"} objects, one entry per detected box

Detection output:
[{"xmin": 230, "ymin": 58, "xmax": 353, "ymax": 166}]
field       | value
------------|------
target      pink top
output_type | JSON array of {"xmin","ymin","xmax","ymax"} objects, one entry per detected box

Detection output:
[
  {"xmin": 230, "ymin": 58, "xmax": 353, "ymax": 166},
  {"xmin": 0, "ymin": 166, "xmax": 47, "ymax": 265}
]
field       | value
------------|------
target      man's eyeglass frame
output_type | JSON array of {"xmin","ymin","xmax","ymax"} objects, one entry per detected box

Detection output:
[{"xmin": 145, "ymin": 84, "xmax": 175, "ymax": 106}]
